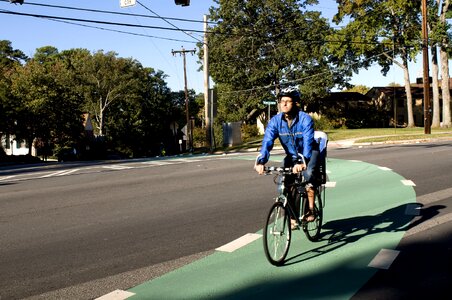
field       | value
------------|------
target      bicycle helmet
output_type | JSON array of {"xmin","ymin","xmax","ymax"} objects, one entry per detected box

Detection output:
[{"xmin": 278, "ymin": 86, "xmax": 301, "ymax": 103}]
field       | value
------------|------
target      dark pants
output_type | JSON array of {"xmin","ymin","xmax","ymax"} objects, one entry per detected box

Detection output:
[{"xmin": 281, "ymin": 149, "xmax": 319, "ymax": 219}]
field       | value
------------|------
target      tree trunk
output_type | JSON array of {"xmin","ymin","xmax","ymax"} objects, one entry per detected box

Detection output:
[
  {"xmin": 431, "ymin": 45, "xmax": 441, "ymax": 127},
  {"xmin": 439, "ymin": 0, "xmax": 451, "ymax": 127},
  {"xmin": 440, "ymin": 47, "xmax": 451, "ymax": 127},
  {"xmin": 402, "ymin": 57, "xmax": 415, "ymax": 127}
]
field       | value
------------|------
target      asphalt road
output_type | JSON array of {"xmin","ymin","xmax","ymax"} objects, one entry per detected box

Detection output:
[{"xmin": 0, "ymin": 141, "xmax": 451, "ymax": 299}]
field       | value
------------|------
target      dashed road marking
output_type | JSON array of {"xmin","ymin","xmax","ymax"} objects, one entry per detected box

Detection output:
[
  {"xmin": 368, "ymin": 248, "xmax": 400, "ymax": 270},
  {"xmin": 404, "ymin": 203, "xmax": 421, "ymax": 216},
  {"xmin": 401, "ymin": 180, "xmax": 416, "ymax": 186},
  {"xmin": 378, "ymin": 166, "xmax": 392, "ymax": 171},
  {"xmin": 324, "ymin": 181, "xmax": 336, "ymax": 188},
  {"xmin": 405, "ymin": 203, "xmax": 421, "ymax": 216},
  {"xmin": 216, "ymin": 233, "xmax": 262, "ymax": 253},
  {"xmin": 95, "ymin": 289, "xmax": 135, "ymax": 300}
]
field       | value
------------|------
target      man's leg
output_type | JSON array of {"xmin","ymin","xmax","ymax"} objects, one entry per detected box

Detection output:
[{"xmin": 303, "ymin": 149, "xmax": 319, "ymax": 222}]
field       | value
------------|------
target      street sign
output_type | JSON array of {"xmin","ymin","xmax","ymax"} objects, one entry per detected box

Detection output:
[
  {"xmin": 120, "ymin": 0, "xmax": 136, "ymax": 8},
  {"xmin": 263, "ymin": 100, "xmax": 277, "ymax": 105}
]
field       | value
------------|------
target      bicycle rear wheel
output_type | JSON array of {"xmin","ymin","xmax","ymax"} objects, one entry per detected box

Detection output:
[
  {"xmin": 302, "ymin": 189, "xmax": 323, "ymax": 241},
  {"xmin": 263, "ymin": 201, "xmax": 291, "ymax": 266}
]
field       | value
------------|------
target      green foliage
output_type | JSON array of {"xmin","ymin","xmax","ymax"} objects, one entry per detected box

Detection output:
[
  {"xmin": 205, "ymin": 0, "xmax": 336, "ymax": 122},
  {"xmin": 241, "ymin": 123, "xmax": 259, "ymax": 142},
  {"xmin": 332, "ymin": 0, "xmax": 422, "ymax": 76},
  {"xmin": 313, "ymin": 116, "xmax": 336, "ymax": 131},
  {"xmin": 1, "ymin": 40, "xmax": 199, "ymax": 158},
  {"xmin": 192, "ymin": 126, "xmax": 207, "ymax": 148},
  {"xmin": 343, "ymin": 85, "xmax": 370, "ymax": 95}
]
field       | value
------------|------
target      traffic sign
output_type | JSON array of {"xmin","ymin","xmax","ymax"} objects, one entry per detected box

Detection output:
[
  {"xmin": 120, "ymin": 0, "xmax": 136, "ymax": 8},
  {"xmin": 263, "ymin": 100, "xmax": 277, "ymax": 105}
]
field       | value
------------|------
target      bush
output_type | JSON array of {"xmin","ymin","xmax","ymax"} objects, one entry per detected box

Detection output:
[
  {"xmin": 193, "ymin": 127, "xmax": 207, "ymax": 148},
  {"xmin": 241, "ymin": 123, "xmax": 259, "ymax": 142},
  {"xmin": 313, "ymin": 116, "xmax": 336, "ymax": 130}
]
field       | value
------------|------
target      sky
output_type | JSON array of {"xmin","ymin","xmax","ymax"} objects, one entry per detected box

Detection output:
[{"xmin": 0, "ymin": 0, "xmax": 438, "ymax": 94}]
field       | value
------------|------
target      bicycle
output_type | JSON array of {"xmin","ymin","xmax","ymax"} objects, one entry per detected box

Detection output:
[{"xmin": 262, "ymin": 163, "xmax": 325, "ymax": 266}]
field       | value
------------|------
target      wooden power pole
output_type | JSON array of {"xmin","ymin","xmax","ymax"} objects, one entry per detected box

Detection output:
[
  {"xmin": 172, "ymin": 47, "xmax": 196, "ymax": 151},
  {"xmin": 422, "ymin": 0, "xmax": 431, "ymax": 134}
]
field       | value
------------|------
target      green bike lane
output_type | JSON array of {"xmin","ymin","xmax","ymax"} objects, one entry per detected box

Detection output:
[{"xmin": 121, "ymin": 157, "xmax": 417, "ymax": 299}]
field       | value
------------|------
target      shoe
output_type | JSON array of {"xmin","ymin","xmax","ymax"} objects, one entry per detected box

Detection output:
[
  {"xmin": 302, "ymin": 209, "xmax": 317, "ymax": 223},
  {"xmin": 291, "ymin": 218, "xmax": 299, "ymax": 230}
]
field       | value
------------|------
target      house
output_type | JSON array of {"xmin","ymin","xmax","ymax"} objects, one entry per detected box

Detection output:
[
  {"xmin": 366, "ymin": 78, "xmax": 452, "ymax": 127},
  {"xmin": 1, "ymin": 134, "xmax": 36, "ymax": 156},
  {"xmin": 1, "ymin": 113, "xmax": 95, "ymax": 158}
]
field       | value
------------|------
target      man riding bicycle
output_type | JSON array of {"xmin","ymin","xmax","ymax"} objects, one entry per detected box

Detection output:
[{"xmin": 254, "ymin": 87, "xmax": 318, "ymax": 227}]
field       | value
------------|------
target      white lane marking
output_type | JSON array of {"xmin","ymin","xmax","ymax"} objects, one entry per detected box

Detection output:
[
  {"xmin": 216, "ymin": 233, "xmax": 262, "ymax": 253},
  {"xmin": 95, "ymin": 289, "xmax": 135, "ymax": 300},
  {"xmin": 59, "ymin": 169, "xmax": 80, "ymax": 176},
  {"xmin": 368, "ymin": 249, "xmax": 400, "ymax": 270},
  {"xmin": 142, "ymin": 161, "xmax": 175, "ymax": 166},
  {"xmin": 40, "ymin": 170, "xmax": 69, "ymax": 178},
  {"xmin": 102, "ymin": 165, "xmax": 133, "ymax": 170},
  {"xmin": 401, "ymin": 180, "xmax": 416, "ymax": 186},
  {"xmin": 350, "ymin": 160, "xmax": 362, "ymax": 163},
  {"xmin": 378, "ymin": 166, "xmax": 392, "ymax": 171},
  {"xmin": 405, "ymin": 212, "xmax": 452, "ymax": 238},
  {"xmin": 416, "ymin": 187, "xmax": 452, "ymax": 205},
  {"xmin": 324, "ymin": 181, "xmax": 336, "ymax": 188},
  {"xmin": 40, "ymin": 169, "xmax": 80, "ymax": 178},
  {"xmin": 0, "ymin": 175, "xmax": 15, "ymax": 181},
  {"xmin": 404, "ymin": 203, "xmax": 421, "ymax": 216}
]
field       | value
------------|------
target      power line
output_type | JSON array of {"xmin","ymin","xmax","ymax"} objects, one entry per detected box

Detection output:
[
  {"xmin": 0, "ymin": 0, "xmax": 217, "ymax": 25},
  {"xmin": 48, "ymin": 18, "xmax": 197, "ymax": 44},
  {"xmin": 0, "ymin": 9, "xmax": 206, "ymax": 34},
  {"xmin": 137, "ymin": 0, "xmax": 202, "ymax": 43}
]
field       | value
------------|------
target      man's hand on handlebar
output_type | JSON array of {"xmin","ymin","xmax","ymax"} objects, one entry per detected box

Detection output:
[
  {"xmin": 255, "ymin": 164, "xmax": 265, "ymax": 175},
  {"xmin": 292, "ymin": 163, "xmax": 306, "ymax": 174}
]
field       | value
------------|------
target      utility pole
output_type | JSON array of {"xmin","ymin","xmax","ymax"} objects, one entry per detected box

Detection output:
[
  {"xmin": 172, "ymin": 47, "xmax": 196, "ymax": 151},
  {"xmin": 422, "ymin": 0, "xmax": 431, "ymax": 134},
  {"xmin": 203, "ymin": 15, "xmax": 213, "ymax": 152}
]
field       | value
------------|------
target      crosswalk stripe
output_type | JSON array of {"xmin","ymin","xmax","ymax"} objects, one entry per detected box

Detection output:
[
  {"xmin": 0, "ymin": 175, "xmax": 15, "ymax": 181},
  {"xmin": 102, "ymin": 165, "xmax": 133, "ymax": 170}
]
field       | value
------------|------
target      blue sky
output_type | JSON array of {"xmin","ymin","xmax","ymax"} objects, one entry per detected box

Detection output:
[{"xmin": 0, "ymin": 0, "xmax": 434, "ymax": 94}]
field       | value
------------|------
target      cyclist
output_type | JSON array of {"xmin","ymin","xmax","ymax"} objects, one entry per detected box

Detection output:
[{"xmin": 255, "ymin": 86, "xmax": 318, "ymax": 228}]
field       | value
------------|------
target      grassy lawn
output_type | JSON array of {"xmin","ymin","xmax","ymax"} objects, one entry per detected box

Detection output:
[
  {"xmin": 325, "ymin": 127, "xmax": 452, "ymax": 142},
  {"xmin": 223, "ymin": 127, "xmax": 452, "ymax": 152}
]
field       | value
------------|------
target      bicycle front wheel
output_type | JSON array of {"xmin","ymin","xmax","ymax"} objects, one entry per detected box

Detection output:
[{"xmin": 263, "ymin": 201, "xmax": 291, "ymax": 266}]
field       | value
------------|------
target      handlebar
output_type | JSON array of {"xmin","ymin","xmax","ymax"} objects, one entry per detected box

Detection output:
[{"xmin": 263, "ymin": 166, "xmax": 293, "ymax": 175}]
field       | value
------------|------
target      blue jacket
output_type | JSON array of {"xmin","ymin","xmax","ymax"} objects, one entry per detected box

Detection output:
[{"xmin": 257, "ymin": 110, "xmax": 314, "ymax": 165}]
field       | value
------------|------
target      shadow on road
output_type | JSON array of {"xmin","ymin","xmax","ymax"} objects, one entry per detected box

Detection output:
[{"xmin": 284, "ymin": 203, "xmax": 445, "ymax": 266}]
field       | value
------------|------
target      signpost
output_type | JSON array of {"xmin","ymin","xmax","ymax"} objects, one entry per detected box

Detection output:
[
  {"xmin": 120, "ymin": 0, "xmax": 136, "ymax": 8},
  {"xmin": 263, "ymin": 100, "xmax": 277, "ymax": 120}
]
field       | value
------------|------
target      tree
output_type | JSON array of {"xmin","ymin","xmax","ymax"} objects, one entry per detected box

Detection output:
[
  {"xmin": 205, "ymin": 0, "xmax": 337, "ymax": 123},
  {"xmin": 9, "ymin": 46, "xmax": 85, "ymax": 155},
  {"xmin": 0, "ymin": 40, "xmax": 27, "ymax": 153},
  {"xmin": 343, "ymin": 84, "xmax": 371, "ymax": 95},
  {"xmin": 333, "ymin": 0, "xmax": 422, "ymax": 127},
  {"xmin": 438, "ymin": 0, "xmax": 451, "ymax": 127},
  {"xmin": 81, "ymin": 51, "xmax": 142, "ymax": 136}
]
